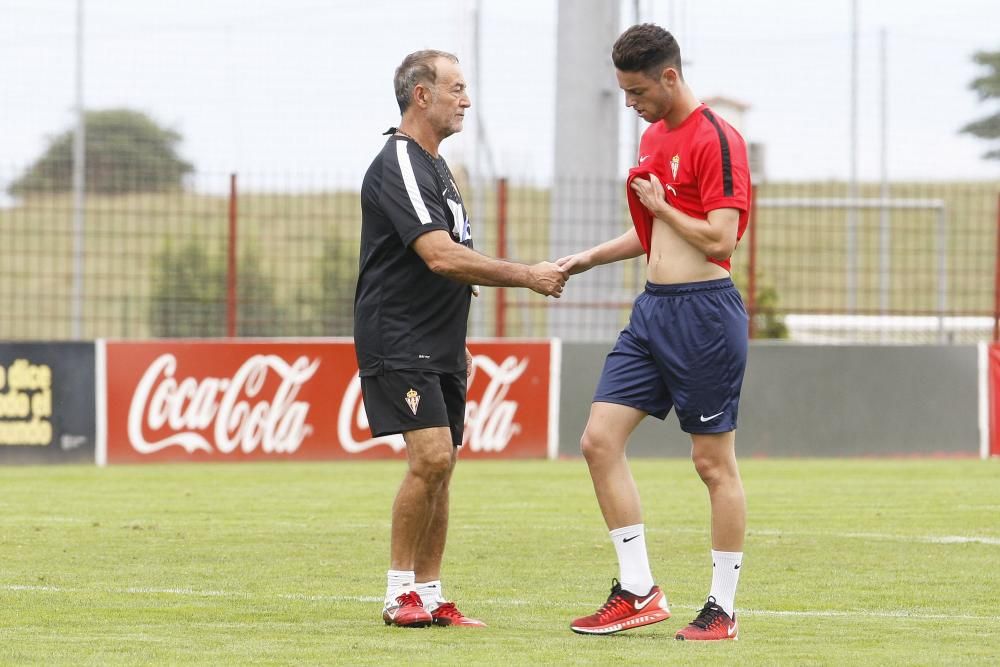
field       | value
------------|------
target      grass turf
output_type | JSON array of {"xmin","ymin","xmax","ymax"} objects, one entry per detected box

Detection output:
[{"xmin": 1, "ymin": 458, "xmax": 998, "ymax": 664}]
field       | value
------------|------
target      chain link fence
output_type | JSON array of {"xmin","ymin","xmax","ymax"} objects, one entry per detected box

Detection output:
[{"xmin": 1, "ymin": 166, "xmax": 997, "ymax": 343}]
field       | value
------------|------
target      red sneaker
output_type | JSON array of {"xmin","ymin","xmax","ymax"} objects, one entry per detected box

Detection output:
[
  {"xmin": 382, "ymin": 591, "xmax": 433, "ymax": 628},
  {"xmin": 674, "ymin": 597, "xmax": 738, "ymax": 641},
  {"xmin": 570, "ymin": 579, "xmax": 670, "ymax": 635},
  {"xmin": 431, "ymin": 601, "xmax": 487, "ymax": 627}
]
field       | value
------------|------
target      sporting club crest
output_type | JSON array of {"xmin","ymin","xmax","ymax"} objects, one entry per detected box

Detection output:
[{"xmin": 404, "ymin": 388, "xmax": 420, "ymax": 415}]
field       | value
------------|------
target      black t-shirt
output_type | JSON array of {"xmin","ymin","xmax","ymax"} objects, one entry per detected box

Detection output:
[{"xmin": 354, "ymin": 134, "xmax": 473, "ymax": 377}]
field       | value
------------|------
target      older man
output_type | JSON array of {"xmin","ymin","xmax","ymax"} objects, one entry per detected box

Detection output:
[{"xmin": 355, "ymin": 49, "xmax": 567, "ymax": 628}]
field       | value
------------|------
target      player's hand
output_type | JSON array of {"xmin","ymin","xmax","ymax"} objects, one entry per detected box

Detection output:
[
  {"xmin": 528, "ymin": 261, "xmax": 568, "ymax": 297},
  {"xmin": 630, "ymin": 173, "xmax": 670, "ymax": 217},
  {"xmin": 556, "ymin": 250, "xmax": 595, "ymax": 276}
]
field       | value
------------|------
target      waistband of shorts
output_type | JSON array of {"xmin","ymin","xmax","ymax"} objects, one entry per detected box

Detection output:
[{"xmin": 643, "ymin": 277, "xmax": 735, "ymax": 296}]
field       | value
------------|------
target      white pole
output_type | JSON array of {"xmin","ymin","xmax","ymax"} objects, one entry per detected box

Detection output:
[
  {"xmin": 70, "ymin": 0, "xmax": 86, "ymax": 339},
  {"xmin": 471, "ymin": 0, "xmax": 494, "ymax": 199},
  {"xmin": 879, "ymin": 27, "xmax": 890, "ymax": 316},
  {"xmin": 937, "ymin": 207, "xmax": 948, "ymax": 342},
  {"xmin": 632, "ymin": 0, "xmax": 641, "ymax": 162},
  {"xmin": 847, "ymin": 0, "xmax": 859, "ymax": 313}
]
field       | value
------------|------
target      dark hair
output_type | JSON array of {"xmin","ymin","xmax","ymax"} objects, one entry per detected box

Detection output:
[
  {"xmin": 612, "ymin": 23, "xmax": 682, "ymax": 79},
  {"xmin": 394, "ymin": 49, "xmax": 459, "ymax": 114}
]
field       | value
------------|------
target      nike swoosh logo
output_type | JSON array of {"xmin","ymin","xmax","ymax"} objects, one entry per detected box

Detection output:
[
  {"xmin": 700, "ymin": 411, "xmax": 725, "ymax": 422},
  {"xmin": 727, "ymin": 623, "xmax": 738, "ymax": 637},
  {"xmin": 633, "ymin": 593, "xmax": 658, "ymax": 611},
  {"xmin": 622, "ymin": 534, "xmax": 639, "ymax": 543},
  {"xmin": 638, "ymin": 155, "xmax": 650, "ymax": 163}
]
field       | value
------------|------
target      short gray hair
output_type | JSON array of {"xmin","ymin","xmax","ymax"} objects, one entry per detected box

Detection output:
[{"xmin": 394, "ymin": 50, "xmax": 459, "ymax": 114}]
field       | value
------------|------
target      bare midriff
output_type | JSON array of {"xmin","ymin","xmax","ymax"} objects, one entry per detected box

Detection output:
[{"xmin": 646, "ymin": 215, "xmax": 729, "ymax": 284}]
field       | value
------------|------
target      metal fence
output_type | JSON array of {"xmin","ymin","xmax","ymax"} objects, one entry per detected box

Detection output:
[{"xmin": 1, "ymin": 167, "xmax": 997, "ymax": 344}]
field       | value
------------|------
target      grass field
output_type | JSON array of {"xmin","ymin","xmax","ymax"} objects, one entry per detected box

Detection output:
[{"xmin": 1, "ymin": 458, "xmax": 998, "ymax": 665}]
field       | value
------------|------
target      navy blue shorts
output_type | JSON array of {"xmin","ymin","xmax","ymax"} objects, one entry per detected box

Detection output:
[{"xmin": 593, "ymin": 277, "xmax": 748, "ymax": 434}]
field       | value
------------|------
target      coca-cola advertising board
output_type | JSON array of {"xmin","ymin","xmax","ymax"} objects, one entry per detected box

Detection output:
[{"xmin": 99, "ymin": 339, "xmax": 560, "ymax": 464}]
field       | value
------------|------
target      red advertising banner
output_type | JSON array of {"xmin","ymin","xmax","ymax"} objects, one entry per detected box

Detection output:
[
  {"xmin": 99, "ymin": 339, "xmax": 559, "ymax": 464},
  {"xmin": 989, "ymin": 344, "xmax": 1000, "ymax": 458}
]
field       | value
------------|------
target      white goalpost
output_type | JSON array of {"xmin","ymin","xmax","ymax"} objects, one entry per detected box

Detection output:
[{"xmin": 756, "ymin": 196, "xmax": 954, "ymax": 343}]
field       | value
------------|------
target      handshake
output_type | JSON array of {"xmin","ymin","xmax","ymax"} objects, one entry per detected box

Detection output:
[{"xmin": 524, "ymin": 250, "xmax": 593, "ymax": 299}]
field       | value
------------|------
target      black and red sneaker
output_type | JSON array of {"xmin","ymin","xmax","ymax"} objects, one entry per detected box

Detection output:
[
  {"xmin": 674, "ymin": 596, "xmax": 738, "ymax": 641},
  {"xmin": 382, "ymin": 591, "xmax": 433, "ymax": 628},
  {"xmin": 431, "ymin": 601, "xmax": 487, "ymax": 627},
  {"xmin": 570, "ymin": 578, "xmax": 670, "ymax": 635}
]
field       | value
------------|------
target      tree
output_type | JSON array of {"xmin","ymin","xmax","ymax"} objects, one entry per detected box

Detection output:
[
  {"xmin": 8, "ymin": 109, "xmax": 193, "ymax": 195},
  {"xmin": 149, "ymin": 240, "xmax": 287, "ymax": 337},
  {"xmin": 961, "ymin": 49, "xmax": 1000, "ymax": 161}
]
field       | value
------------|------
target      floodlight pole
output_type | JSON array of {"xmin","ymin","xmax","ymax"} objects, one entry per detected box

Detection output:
[
  {"xmin": 70, "ymin": 0, "xmax": 86, "ymax": 339},
  {"xmin": 847, "ymin": 0, "xmax": 859, "ymax": 313},
  {"xmin": 879, "ymin": 27, "xmax": 890, "ymax": 317}
]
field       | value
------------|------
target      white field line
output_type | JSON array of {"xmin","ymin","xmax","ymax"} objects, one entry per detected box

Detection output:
[
  {"xmin": 448, "ymin": 524, "xmax": 1000, "ymax": 546},
  {"xmin": 8, "ymin": 519, "xmax": 996, "ymax": 547},
  {"xmin": 4, "ymin": 584, "xmax": 998, "ymax": 622},
  {"xmin": 745, "ymin": 528, "xmax": 1000, "ymax": 546}
]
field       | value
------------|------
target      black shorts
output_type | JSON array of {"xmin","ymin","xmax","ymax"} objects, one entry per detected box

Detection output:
[{"xmin": 360, "ymin": 369, "xmax": 467, "ymax": 447}]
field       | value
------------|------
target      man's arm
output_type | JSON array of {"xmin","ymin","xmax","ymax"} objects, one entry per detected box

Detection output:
[
  {"xmin": 630, "ymin": 174, "xmax": 739, "ymax": 261},
  {"xmin": 412, "ymin": 230, "xmax": 567, "ymax": 297},
  {"xmin": 555, "ymin": 227, "xmax": 645, "ymax": 275}
]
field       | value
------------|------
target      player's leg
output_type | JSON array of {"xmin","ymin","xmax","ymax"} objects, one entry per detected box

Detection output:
[
  {"xmin": 666, "ymin": 280, "xmax": 748, "ymax": 640},
  {"xmin": 571, "ymin": 401, "xmax": 671, "ymax": 635},
  {"xmin": 580, "ymin": 401, "xmax": 646, "ymax": 531},
  {"xmin": 383, "ymin": 425, "xmax": 453, "ymax": 627},
  {"xmin": 571, "ymin": 307, "xmax": 673, "ymax": 635},
  {"xmin": 412, "ymin": 370, "xmax": 486, "ymax": 627},
  {"xmin": 674, "ymin": 430, "xmax": 745, "ymax": 641},
  {"xmin": 361, "ymin": 370, "xmax": 454, "ymax": 628},
  {"xmin": 692, "ymin": 431, "xmax": 745, "ymax": 553},
  {"xmin": 412, "ymin": 446, "xmax": 455, "ymax": 573}
]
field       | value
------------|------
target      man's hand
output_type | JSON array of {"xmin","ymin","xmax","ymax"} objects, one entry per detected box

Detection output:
[
  {"xmin": 630, "ymin": 173, "xmax": 671, "ymax": 218},
  {"xmin": 555, "ymin": 250, "xmax": 595, "ymax": 276},
  {"xmin": 528, "ymin": 262, "xmax": 569, "ymax": 297}
]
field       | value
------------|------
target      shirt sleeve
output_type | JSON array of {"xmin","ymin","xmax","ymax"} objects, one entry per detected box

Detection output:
[
  {"xmin": 694, "ymin": 120, "xmax": 750, "ymax": 214},
  {"xmin": 379, "ymin": 139, "xmax": 452, "ymax": 247}
]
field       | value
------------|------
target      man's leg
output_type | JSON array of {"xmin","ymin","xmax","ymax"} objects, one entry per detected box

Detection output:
[
  {"xmin": 690, "ymin": 431, "xmax": 745, "ymax": 552},
  {"xmin": 413, "ymin": 447, "xmax": 457, "ymax": 609},
  {"xmin": 411, "ymin": 446, "xmax": 486, "ymax": 627},
  {"xmin": 383, "ymin": 426, "xmax": 453, "ymax": 627},
  {"xmin": 571, "ymin": 401, "xmax": 670, "ymax": 635},
  {"xmin": 675, "ymin": 430, "xmax": 745, "ymax": 640},
  {"xmin": 580, "ymin": 401, "xmax": 646, "ymax": 530},
  {"xmin": 391, "ymin": 426, "xmax": 455, "ymax": 572}
]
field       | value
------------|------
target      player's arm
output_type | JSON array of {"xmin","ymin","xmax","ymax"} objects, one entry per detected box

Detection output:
[
  {"xmin": 555, "ymin": 227, "xmax": 645, "ymax": 275},
  {"xmin": 411, "ymin": 230, "xmax": 567, "ymax": 297},
  {"xmin": 629, "ymin": 174, "xmax": 738, "ymax": 260}
]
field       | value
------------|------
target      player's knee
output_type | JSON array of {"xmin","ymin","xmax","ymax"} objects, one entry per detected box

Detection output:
[
  {"xmin": 692, "ymin": 453, "xmax": 726, "ymax": 487},
  {"xmin": 580, "ymin": 429, "xmax": 613, "ymax": 464},
  {"xmin": 411, "ymin": 450, "xmax": 453, "ymax": 486}
]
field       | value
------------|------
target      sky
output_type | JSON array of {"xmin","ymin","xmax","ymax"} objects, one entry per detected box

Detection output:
[{"xmin": 1, "ymin": 0, "xmax": 999, "ymax": 192}]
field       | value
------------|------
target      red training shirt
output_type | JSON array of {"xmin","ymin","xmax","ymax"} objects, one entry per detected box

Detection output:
[{"xmin": 626, "ymin": 103, "xmax": 751, "ymax": 272}]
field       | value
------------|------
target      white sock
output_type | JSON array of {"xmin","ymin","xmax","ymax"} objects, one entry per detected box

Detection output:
[
  {"xmin": 385, "ymin": 569, "xmax": 415, "ymax": 607},
  {"xmin": 610, "ymin": 523, "xmax": 654, "ymax": 596},
  {"xmin": 708, "ymin": 550, "xmax": 743, "ymax": 616},
  {"xmin": 414, "ymin": 579, "xmax": 444, "ymax": 613}
]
